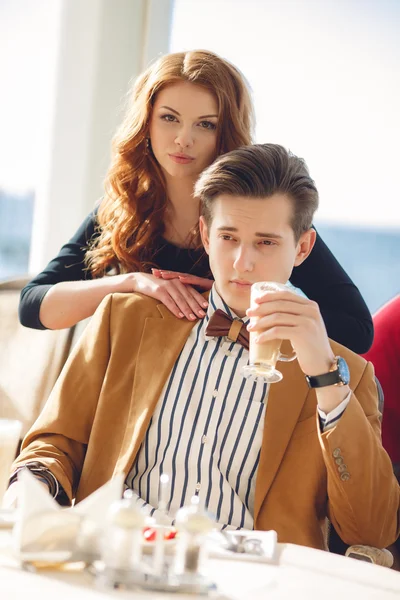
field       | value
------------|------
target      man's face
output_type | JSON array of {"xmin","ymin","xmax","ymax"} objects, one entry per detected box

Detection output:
[{"xmin": 199, "ymin": 193, "xmax": 315, "ymax": 317}]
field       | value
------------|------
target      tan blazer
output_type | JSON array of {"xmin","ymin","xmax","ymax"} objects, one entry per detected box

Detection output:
[{"xmin": 13, "ymin": 293, "xmax": 400, "ymax": 550}]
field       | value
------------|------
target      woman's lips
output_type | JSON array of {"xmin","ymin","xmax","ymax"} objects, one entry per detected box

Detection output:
[{"xmin": 168, "ymin": 154, "xmax": 194, "ymax": 164}]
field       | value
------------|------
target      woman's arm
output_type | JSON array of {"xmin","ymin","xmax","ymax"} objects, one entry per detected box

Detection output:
[
  {"xmin": 19, "ymin": 212, "xmax": 99, "ymax": 329},
  {"xmin": 290, "ymin": 230, "xmax": 374, "ymax": 354},
  {"xmin": 19, "ymin": 211, "xmax": 209, "ymax": 330}
]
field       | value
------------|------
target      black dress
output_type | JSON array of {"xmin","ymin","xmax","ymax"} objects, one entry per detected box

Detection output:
[{"xmin": 19, "ymin": 211, "xmax": 373, "ymax": 353}]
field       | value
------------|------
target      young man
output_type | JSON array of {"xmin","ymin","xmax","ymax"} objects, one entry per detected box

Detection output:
[{"xmin": 10, "ymin": 144, "xmax": 399, "ymax": 551}]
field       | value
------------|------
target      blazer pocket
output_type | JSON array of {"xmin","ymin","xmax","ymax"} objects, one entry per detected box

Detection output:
[{"xmin": 291, "ymin": 414, "xmax": 317, "ymax": 440}]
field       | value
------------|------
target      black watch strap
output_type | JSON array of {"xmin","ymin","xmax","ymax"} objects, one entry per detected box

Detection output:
[
  {"xmin": 305, "ymin": 356, "xmax": 350, "ymax": 389},
  {"xmin": 305, "ymin": 370, "xmax": 343, "ymax": 389}
]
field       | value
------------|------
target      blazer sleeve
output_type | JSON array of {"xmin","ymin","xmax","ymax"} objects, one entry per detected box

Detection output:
[
  {"xmin": 18, "ymin": 210, "xmax": 99, "ymax": 330},
  {"xmin": 318, "ymin": 361, "xmax": 400, "ymax": 548},
  {"xmin": 289, "ymin": 230, "xmax": 374, "ymax": 354},
  {"xmin": 12, "ymin": 293, "xmax": 113, "ymax": 502}
]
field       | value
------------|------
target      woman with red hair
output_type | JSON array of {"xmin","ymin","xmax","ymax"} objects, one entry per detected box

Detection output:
[{"xmin": 19, "ymin": 50, "xmax": 372, "ymax": 354}]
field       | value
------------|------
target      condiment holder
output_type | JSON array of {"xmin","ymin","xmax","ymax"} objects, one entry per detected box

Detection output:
[{"xmin": 98, "ymin": 476, "xmax": 217, "ymax": 595}]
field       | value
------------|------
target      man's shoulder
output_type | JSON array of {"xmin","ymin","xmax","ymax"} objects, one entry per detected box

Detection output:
[{"xmin": 108, "ymin": 292, "xmax": 162, "ymax": 316}]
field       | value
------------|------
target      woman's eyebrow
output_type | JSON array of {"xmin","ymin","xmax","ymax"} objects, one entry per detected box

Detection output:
[{"xmin": 160, "ymin": 105, "xmax": 218, "ymax": 119}]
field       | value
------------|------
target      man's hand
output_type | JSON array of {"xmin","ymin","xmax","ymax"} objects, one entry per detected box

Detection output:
[
  {"xmin": 246, "ymin": 290, "xmax": 335, "ymax": 375},
  {"xmin": 246, "ymin": 290, "xmax": 350, "ymax": 413}
]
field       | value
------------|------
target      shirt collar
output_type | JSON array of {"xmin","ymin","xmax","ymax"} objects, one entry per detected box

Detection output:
[{"xmin": 203, "ymin": 284, "xmax": 250, "ymax": 343}]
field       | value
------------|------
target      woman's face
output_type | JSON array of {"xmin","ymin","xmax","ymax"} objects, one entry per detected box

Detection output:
[{"xmin": 149, "ymin": 81, "xmax": 219, "ymax": 182}]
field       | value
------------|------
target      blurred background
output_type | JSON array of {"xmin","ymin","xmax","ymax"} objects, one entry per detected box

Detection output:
[{"xmin": 0, "ymin": 0, "xmax": 399, "ymax": 313}]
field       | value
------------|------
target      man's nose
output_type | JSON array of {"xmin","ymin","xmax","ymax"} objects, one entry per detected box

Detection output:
[{"xmin": 233, "ymin": 246, "xmax": 254, "ymax": 272}]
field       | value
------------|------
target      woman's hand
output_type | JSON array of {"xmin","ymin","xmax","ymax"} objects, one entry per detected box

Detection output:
[
  {"xmin": 151, "ymin": 269, "xmax": 214, "ymax": 291},
  {"xmin": 126, "ymin": 272, "xmax": 209, "ymax": 320}
]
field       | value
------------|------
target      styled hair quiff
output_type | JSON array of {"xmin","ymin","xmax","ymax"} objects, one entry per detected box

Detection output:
[
  {"xmin": 195, "ymin": 143, "xmax": 319, "ymax": 242},
  {"xmin": 86, "ymin": 50, "xmax": 254, "ymax": 276}
]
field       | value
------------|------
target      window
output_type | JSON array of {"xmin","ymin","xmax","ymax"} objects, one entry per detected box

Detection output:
[
  {"xmin": 171, "ymin": 0, "xmax": 400, "ymax": 313},
  {"xmin": 0, "ymin": 0, "xmax": 59, "ymax": 279}
]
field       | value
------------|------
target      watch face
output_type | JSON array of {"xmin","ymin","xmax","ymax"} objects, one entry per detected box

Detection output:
[{"xmin": 337, "ymin": 356, "xmax": 350, "ymax": 385}]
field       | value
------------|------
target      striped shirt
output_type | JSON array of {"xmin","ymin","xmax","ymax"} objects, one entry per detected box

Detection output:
[{"xmin": 126, "ymin": 285, "xmax": 349, "ymax": 529}]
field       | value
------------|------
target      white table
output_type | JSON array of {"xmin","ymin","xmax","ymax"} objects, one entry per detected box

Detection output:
[{"xmin": 1, "ymin": 530, "xmax": 400, "ymax": 600}]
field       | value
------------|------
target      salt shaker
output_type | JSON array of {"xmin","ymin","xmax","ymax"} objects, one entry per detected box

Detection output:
[
  {"xmin": 101, "ymin": 495, "xmax": 145, "ymax": 586},
  {"xmin": 173, "ymin": 496, "xmax": 213, "ymax": 583}
]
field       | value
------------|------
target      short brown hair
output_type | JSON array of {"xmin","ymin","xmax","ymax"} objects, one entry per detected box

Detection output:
[{"xmin": 195, "ymin": 143, "xmax": 319, "ymax": 241}]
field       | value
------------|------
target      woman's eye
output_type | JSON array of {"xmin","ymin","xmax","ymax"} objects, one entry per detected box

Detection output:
[
  {"xmin": 161, "ymin": 114, "xmax": 177, "ymax": 122},
  {"xmin": 199, "ymin": 120, "xmax": 217, "ymax": 130}
]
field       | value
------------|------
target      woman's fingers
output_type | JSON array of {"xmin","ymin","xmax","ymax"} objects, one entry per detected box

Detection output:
[
  {"xmin": 151, "ymin": 269, "xmax": 213, "ymax": 291},
  {"xmin": 134, "ymin": 273, "xmax": 208, "ymax": 320},
  {"xmin": 178, "ymin": 275, "xmax": 213, "ymax": 290},
  {"xmin": 151, "ymin": 269, "xmax": 183, "ymax": 280},
  {"xmin": 164, "ymin": 280, "xmax": 207, "ymax": 320}
]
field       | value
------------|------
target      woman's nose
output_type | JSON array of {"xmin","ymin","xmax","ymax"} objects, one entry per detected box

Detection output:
[{"xmin": 175, "ymin": 126, "xmax": 194, "ymax": 149}]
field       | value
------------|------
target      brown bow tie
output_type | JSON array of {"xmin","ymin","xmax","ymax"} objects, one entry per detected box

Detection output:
[{"xmin": 205, "ymin": 309, "xmax": 249, "ymax": 350}]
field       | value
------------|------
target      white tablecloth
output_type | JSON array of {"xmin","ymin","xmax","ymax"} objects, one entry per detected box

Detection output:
[{"xmin": 1, "ymin": 530, "xmax": 400, "ymax": 600}]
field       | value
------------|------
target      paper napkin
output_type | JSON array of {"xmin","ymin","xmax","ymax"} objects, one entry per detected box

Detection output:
[{"xmin": 13, "ymin": 469, "xmax": 124, "ymax": 562}]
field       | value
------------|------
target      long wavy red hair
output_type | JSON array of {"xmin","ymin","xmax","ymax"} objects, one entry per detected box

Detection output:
[{"xmin": 86, "ymin": 50, "xmax": 254, "ymax": 276}]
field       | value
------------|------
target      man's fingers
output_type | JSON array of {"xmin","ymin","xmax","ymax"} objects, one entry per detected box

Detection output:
[
  {"xmin": 254, "ymin": 290, "xmax": 310, "ymax": 305},
  {"xmin": 247, "ymin": 297, "xmax": 317, "ymax": 318},
  {"xmin": 248, "ymin": 312, "xmax": 300, "ymax": 331}
]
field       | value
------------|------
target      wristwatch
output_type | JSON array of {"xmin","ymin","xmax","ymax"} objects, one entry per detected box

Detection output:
[{"xmin": 305, "ymin": 356, "xmax": 350, "ymax": 389}]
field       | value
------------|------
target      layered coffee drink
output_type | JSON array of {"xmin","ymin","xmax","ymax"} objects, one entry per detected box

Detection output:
[
  {"xmin": 249, "ymin": 332, "xmax": 283, "ymax": 374},
  {"xmin": 0, "ymin": 419, "xmax": 22, "ymax": 507},
  {"xmin": 242, "ymin": 282, "xmax": 296, "ymax": 383}
]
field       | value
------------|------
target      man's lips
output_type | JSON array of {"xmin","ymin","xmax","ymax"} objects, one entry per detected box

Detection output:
[
  {"xmin": 168, "ymin": 153, "xmax": 195, "ymax": 164},
  {"xmin": 230, "ymin": 280, "xmax": 253, "ymax": 287}
]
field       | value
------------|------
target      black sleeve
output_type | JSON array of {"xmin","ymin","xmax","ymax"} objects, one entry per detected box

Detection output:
[
  {"xmin": 19, "ymin": 211, "xmax": 99, "ymax": 330},
  {"xmin": 289, "ymin": 230, "xmax": 374, "ymax": 354}
]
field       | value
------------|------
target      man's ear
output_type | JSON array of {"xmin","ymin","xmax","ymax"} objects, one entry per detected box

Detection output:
[
  {"xmin": 199, "ymin": 216, "xmax": 210, "ymax": 255},
  {"xmin": 294, "ymin": 228, "xmax": 316, "ymax": 267}
]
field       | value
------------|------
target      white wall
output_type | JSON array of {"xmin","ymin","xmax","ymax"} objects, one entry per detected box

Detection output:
[{"xmin": 28, "ymin": 0, "xmax": 173, "ymax": 272}]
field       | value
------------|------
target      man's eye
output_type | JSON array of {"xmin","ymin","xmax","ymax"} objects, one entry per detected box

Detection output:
[
  {"xmin": 161, "ymin": 114, "xmax": 177, "ymax": 122},
  {"xmin": 199, "ymin": 120, "xmax": 216, "ymax": 130},
  {"xmin": 260, "ymin": 240, "xmax": 275, "ymax": 246},
  {"xmin": 221, "ymin": 234, "xmax": 233, "ymax": 241}
]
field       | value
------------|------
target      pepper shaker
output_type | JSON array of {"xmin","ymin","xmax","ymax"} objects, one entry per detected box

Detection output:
[
  {"xmin": 101, "ymin": 495, "xmax": 145, "ymax": 586},
  {"xmin": 173, "ymin": 496, "xmax": 213, "ymax": 584}
]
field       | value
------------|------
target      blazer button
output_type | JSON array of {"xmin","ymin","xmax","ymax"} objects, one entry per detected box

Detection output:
[
  {"xmin": 340, "ymin": 472, "xmax": 350, "ymax": 482},
  {"xmin": 338, "ymin": 464, "xmax": 348, "ymax": 473},
  {"xmin": 335, "ymin": 457, "xmax": 344, "ymax": 465},
  {"xmin": 332, "ymin": 448, "xmax": 341, "ymax": 458}
]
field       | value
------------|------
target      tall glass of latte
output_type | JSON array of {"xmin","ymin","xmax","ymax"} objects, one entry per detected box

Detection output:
[
  {"xmin": 242, "ymin": 282, "xmax": 296, "ymax": 383},
  {"xmin": 0, "ymin": 419, "xmax": 22, "ymax": 508}
]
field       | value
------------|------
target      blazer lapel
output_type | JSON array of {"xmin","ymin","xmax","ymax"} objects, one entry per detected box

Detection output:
[
  {"xmin": 253, "ymin": 343, "xmax": 312, "ymax": 523},
  {"xmin": 115, "ymin": 305, "xmax": 196, "ymax": 476}
]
